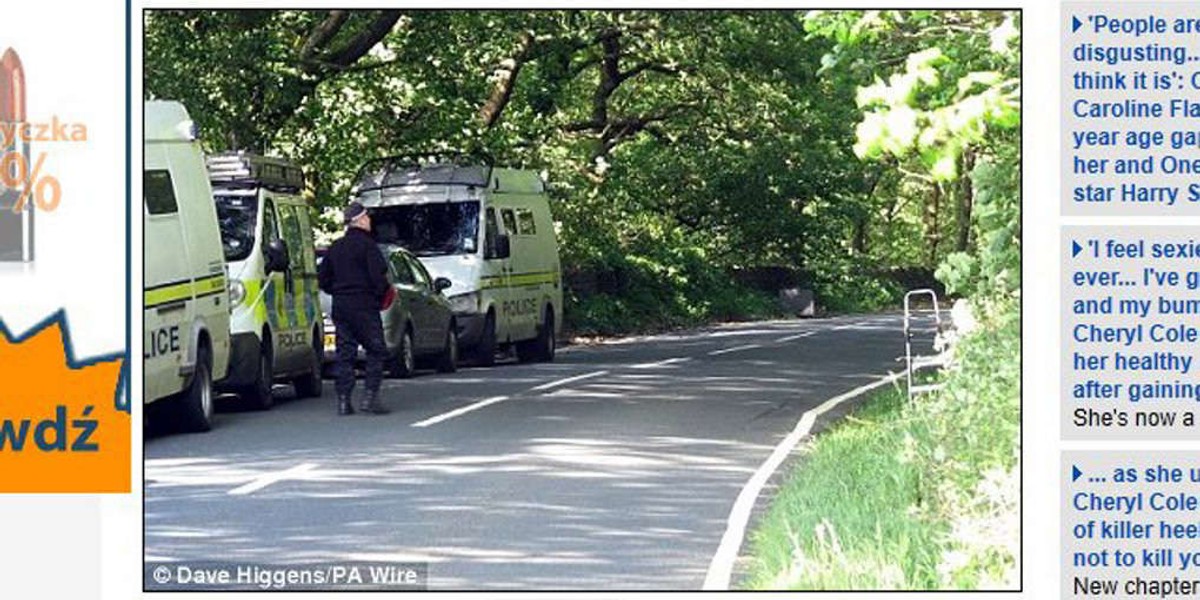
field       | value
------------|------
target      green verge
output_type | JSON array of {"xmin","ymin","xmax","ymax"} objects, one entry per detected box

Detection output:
[{"xmin": 741, "ymin": 299, "xmax": 1019, "ymax": 590}]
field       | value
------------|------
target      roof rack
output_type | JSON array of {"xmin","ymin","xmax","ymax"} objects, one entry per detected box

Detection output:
[
  {"xmin": 207, "ymin": 151, "xmax": 304, "ymax": 192},
  {"xmin": 352, "ymin": 150, "xmax": 496, "ymax": 195}
]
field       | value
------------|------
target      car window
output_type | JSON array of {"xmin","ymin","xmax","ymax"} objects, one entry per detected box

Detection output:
[
  {"xmin": 516, "ymin": 208, "xmax": 537, "ymax": 236},
  {"xmin": 144, "ymin": 170, "xmax": 178, "ymax": 215},
  {"xmin": 501, "ymin": 209, "xmax": 517, "ymax": 235},
  {"xmin": 407, "ymin": 255, "xmax": 433, "ymax": 289},
  {"xmin": 390, "ymin": 252, "xmax": 415, "ymax": 285}
]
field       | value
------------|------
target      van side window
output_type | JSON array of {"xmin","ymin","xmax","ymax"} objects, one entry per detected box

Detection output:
[
  {"xmin": 278, "ymin": 205, "xmax": 305, "ymax": 270},
  {"xmin": 261, "ymin": 200, "xmax": 280, "ymax": 249},
  {"xmin": 501, "ymin": 209, "xmax": 517, "ymax": 236},
  {"xmin": 516, "ymin": 209, "xmax": 537, "ymax": 236},
  {"xmin": 485, "ymin": 207, "xmax": 499, "ymax": 256},
  {"xmin": 295, "ymin": 208, "xmax": 318, "ymax": 273},
  {"xmin": 144, "ymin": 170, "xmax": 178, "ymax": 215}
]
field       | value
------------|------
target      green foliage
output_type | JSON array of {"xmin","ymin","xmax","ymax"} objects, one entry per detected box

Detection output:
[
  {"xmin": 145, "ymin": 10, "xmax": 1020, "ymax": 332},
  {"xmin": 935, "ymin": 151, "xmax": 1020, "ymax": 298},
  {"xmin": 744, "ymin": 299, "xmax": 1020, "ymax": 590}
]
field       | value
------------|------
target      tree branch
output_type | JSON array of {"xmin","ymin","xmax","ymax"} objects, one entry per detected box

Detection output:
[
  {"xmin": 479, "ymin": 30, "xmax": 535, "ymax": 129},
  {"xmin": 299, "ymin": 10, "xmax": 349, "ymax": 64},
  {"xmin": 323, "ymin": 11, "xmax": 402, "ymax": 68}
]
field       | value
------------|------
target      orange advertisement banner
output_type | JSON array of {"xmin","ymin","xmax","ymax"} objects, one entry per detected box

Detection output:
[{"xmin": 0, "ymin": 311, "xmax": 128, "ymax": 492}]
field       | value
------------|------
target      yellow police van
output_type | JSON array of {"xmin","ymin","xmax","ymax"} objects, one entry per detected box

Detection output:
[
  {"xmin": 144, "ymin": 101, "xmax": 231, "ymax": 432},
  {"xmin": 353, "ymin": 156, "xmax": 562, "ymax": 365},
  {"xmin": 208, "ymin": 152, "xmax": 323, "ymax": 409}
]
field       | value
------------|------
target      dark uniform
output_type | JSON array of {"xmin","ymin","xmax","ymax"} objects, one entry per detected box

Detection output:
[{"xmin": 317, "ymin": 207, "xmax": 391, "ymax": 415}]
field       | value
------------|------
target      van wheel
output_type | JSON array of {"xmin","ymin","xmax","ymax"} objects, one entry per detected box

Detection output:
[
  {"xmin": 437, "ymin": 322, "xmax": 458, "ymax": 373},
  {"xmin": 539, "ymin": 309, "xmax": 556, "ymax": 362},
  {"xmin": 292, "ymin": 332, "xmax": 323, "ymax": 399},
  {"xmin": 518, "ymin": 307, "xmax": 556, "ymax": 363},
  {"xmin": 389, "ymin": 328, "xmax": 415, "ymax": 378},
  {"xmin": 244, "ymin": 340, "xmax": 275, "ymax": 410},
  {"xmin": 176, "ymin": 345, "xmax": 213, "ymax": 433},
  {"xmin": 474, "ymin": 312, "xmax": 497, "ymax": 367}
]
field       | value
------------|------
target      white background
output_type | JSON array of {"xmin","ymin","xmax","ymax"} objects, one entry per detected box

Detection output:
[
  {"xmin": 0, "ymin": 0, "xmax": 126, "ymax": 598},
  {"xmin": 7, "ymin": 0, "xmax": 1065, "ymax": 598}
]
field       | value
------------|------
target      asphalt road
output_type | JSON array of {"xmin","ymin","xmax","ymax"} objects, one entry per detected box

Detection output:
[{"xmin": 145, "ymin": 312, "xmax": 929, "ymax": 590}]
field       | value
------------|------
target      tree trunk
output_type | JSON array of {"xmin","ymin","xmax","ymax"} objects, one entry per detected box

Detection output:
[
  {"xmin": 956, "ymin": 148, "xmax": 975, "ymax": 252},
  {"xmin": 925, "ymin": 183, "xmax": 941, "ymax": 267}
]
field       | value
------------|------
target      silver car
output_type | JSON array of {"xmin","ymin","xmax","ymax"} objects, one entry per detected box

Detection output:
[{"xmin": 319, "ymin": 244, "xmax": 458, "ymax": 377}]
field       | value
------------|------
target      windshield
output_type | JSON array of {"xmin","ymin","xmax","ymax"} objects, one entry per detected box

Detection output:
[
  {"xmin": 214, "ymin": 194, "xmax": 259, "ymax": 261},
  {"xmin": 370, "ymin": 201, "xmax": 480, "ymax": 257}
]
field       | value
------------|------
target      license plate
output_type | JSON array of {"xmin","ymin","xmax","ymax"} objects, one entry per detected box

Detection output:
[{"xmin": 323, "ymin": 334, "xmax": 336, "ymax": 350}]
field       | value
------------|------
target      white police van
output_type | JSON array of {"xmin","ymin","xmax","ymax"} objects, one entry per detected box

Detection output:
[
  {"xmin": 208, "ymin": 152, "xmax": 323, "ymax": 409},
  {"xmin": 143, "ymin": 101, "xmax": 231, "ymax": 432},
  {"xmin": 352, "ymin": 156, "xmax": 562, "ymax": 365}
]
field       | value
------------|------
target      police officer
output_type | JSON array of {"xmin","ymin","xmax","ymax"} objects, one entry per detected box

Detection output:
[{"xmin": 317, "ymin": 201, "xmax": 391, "ymax": 415}]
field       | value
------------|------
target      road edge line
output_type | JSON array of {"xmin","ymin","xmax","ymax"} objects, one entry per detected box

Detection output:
[{"xmin": 702, "ymin": 371, "xmax": 905, "ymax": 590}]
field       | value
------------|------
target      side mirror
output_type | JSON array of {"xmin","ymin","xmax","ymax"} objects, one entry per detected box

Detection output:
[
  {"xmin": 265, "ymin": 238, "xmax": 290, "ymax": 274},
  {"xmin": 433, "ymin": 277, "xmax": 453, "ymax": 293},
  {"xmin": 494, "ymin": 234, "xmax": 511, "ymax": 260}
]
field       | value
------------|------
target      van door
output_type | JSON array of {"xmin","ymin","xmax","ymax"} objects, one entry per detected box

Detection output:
[
  {"xmin": 511, "ymin": 205, "xmax": 542, "ymax": 339},
  {"xmin": 482, "ymin": 206, "xmax": 511, "ymax": 339},
  {"xmin": 143, "ymin": 159, "xmax": 190, "ymax": 402},
  {"xmin": 496, "ymin": 207, "xmax": 520, "ymax": 341},
  {"xmin": 276, "ymin": 202, "xmax": 309, "ymax": 371},
  {"xmin": 260, "ymin": 199, "xmax": 289, "ymax": 368}
]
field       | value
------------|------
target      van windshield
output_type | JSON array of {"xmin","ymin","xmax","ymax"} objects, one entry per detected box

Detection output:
[
  {"xmin": 214, "ymin": 194, "xmax": 258, "ymax": 261},
  {"xmin": 370, "ymin": 201, "xmax": 480, "ymax": 257}
]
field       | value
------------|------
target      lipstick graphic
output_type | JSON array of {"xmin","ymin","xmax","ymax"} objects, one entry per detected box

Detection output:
[{"xmin": 0, "ymin": 48, "xmax": 30, "ymax": 261}]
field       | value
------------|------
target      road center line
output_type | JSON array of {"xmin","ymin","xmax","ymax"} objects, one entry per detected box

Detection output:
[
  {"xmin": 227, "ymin": 463, "xmax": 318, "ymax": 496},
  {"xmin": 630, "ymin": 357, "xmax": 692, "ymax": 369},
  {"xmin": 775, "ymin": 331, "xmax": 816, "ymax": 343},
  {"xmin": 702, "ymin": 371, "xmax": 905, "ymax": 590},
  {"xmin": 411, "ymin": 396, "xmax": 510, "ymax": 428},
  {"xmin": 707, "ymin": 344, "xmax": 762, "ymax": 356},
  {"xmin": 529, "ymin": 370, "xmax": 609, "ymax": 392}
]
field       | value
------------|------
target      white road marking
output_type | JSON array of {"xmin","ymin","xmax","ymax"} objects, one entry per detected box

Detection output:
[
  {"xmin": 530, "ymin": 370, "xmax": 609, "ymax": 392},
  {"xmin": 227, "ymin": 463, "xmax": 319, "ymax": 496},
  {"xmin": 411, "ymin": 396, "xmax": 510, "ymax": 428},
  {"xmin": 702, "ymin": 371, "xmax": 906, "ymax": 590},
  {"xmin": 630, "ymin": 357, "xmax": 692, "ymax": 369},
  {"xmin": 774, "ymin": 331, "xmax": 815, "ymax": 343},
  {"xmin": 707, "ymin": 344, "xmax": 762, "ymax": 356}
]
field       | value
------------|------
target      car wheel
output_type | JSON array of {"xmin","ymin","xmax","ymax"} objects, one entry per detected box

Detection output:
[
  {"xmin": 389, "ymin": 328, "xmax": 415, "ymax": 378},
  {"xmin": 244, "ymin": 339, "xmax": 275, "ymax": 410},
  {"xmin": 175, "ymin": 344, "xmax": 213, "ymax": 433},
  {"xmin": 474, "ymin": 311, "xmax": 497, "ymax": 367},
  {"xmin": 292, "ymin": 331, "xmax": 324, "ymax": 399},
  {"xmin": 437, "ymin": 322, "xmax": 458, "ymax": 373}
]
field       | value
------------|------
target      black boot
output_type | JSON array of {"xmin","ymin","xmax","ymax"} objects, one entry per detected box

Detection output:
[
  {"xmin": 359, "ymin": 389, "xmax": 391, "ymax": 415},
  {"xmin": 337, "ymin": 394, "xmax": 355, "ymax": 416}
]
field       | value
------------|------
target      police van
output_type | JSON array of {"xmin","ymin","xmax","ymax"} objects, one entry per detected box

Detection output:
[
  {"xmin": 144, "ymin": 101, "xmax": 231, "ymax": 432},
  {"xmin": 352, "ymin": 155, "xmax": 562, "ymax": 365},
  {"xmin": 208, "ymin": 152, "xmax": 324, "ymax": 409}
]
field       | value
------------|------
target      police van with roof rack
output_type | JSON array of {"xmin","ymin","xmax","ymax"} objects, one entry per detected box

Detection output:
[
  {"xmin": 208, "ymin": 151, "xmax": 324, "ymax": 408},
  {"xmin": 351, "ymin": 153, "xmax": 562, "ymax": 365},
  {"xmin": 143, "ymin": 100, "xmax": 231, "ymax": 432}
]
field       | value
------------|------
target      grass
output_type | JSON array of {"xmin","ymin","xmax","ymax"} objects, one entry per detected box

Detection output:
[{"xmin": 741, "ymin": 298, "xmax": 1020, "ymax": 590}]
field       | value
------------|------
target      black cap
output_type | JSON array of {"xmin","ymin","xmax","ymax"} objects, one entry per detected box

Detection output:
[{"xmin": 343, "ymin": 201, "xmax": 367, "ymax": 224}]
